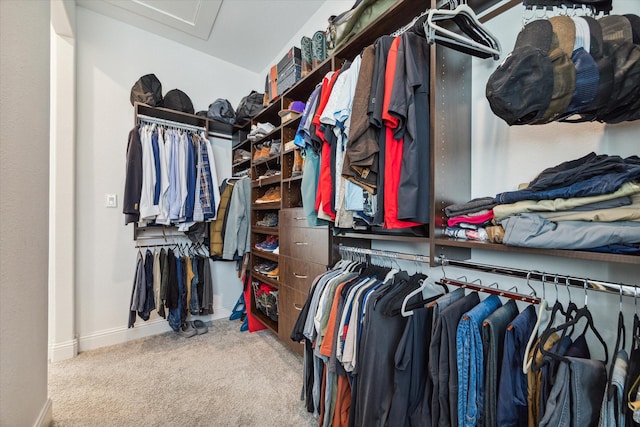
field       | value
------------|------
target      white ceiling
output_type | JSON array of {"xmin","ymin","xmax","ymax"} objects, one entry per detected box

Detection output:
[{"xmin": 75, "ymin": 0, "xmax": 327, "ymax": 73}]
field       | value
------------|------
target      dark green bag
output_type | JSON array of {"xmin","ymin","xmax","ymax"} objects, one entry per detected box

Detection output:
[{"xmin": 327, "ymin": 0, "xmax": 396, "ymax": 53}]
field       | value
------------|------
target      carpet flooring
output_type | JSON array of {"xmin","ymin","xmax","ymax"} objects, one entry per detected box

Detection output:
[{"xmin": 48, "ymin": 319, "xmax": 316, "ymax": 426}]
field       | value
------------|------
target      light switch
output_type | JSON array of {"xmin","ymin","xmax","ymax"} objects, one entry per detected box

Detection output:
[{"xmin": 105, "ymin": 194, "xmax": 117, "ymax": 208}]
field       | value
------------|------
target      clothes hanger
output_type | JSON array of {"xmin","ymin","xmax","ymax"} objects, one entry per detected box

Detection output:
[
  {"xmin": 537, "ymin": 279, "xmax": 609, "ymax": 366},
  {"xmin": 424, "ymin": 0, "xmax": 502, "ymax": 60},
  {"xmin": 606, "ymin": 284, "xmax": 626, "ymax": 400},
  {"xmin": 633, "ymin": 286, "xmax": 640, "ymax": 347},
  {"xmin": 523, "ymin": 271, "xmax": 550, "ymax": 373}
]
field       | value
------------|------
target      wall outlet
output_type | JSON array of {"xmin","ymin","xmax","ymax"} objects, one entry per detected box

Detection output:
[{"xmin": 105, "ymin": 194, "xmax": 117, "ymax": 208}]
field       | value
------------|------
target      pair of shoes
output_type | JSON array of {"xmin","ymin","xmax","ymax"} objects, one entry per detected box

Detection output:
[
  {"xmin": 256, "ymin": 212, "xmax": 278, "ymax": 227},
  {"xmin": 292, "ymin": 149, "xmax": 304, "ymax": 176},
  {"xmin": 177, "ymin": 322, "xmax": 197, "ymax": 338},
  {"xmin": 267, "ymin": 266, "xmax": 279, "ymax": 279},
  {"xmin": 254, "ymin": 261, "xmax": 277, "ymax": 274},
  {"xmin": 253, "ymin": 141, "xmax": 272, "ymax": 162},
  {"xmin": 255, "ymin": 235, "xmax": 279, "ymax": 252},
  {"xmin": 255, "ymin": 186, "xmax": 280, "ymax": 204},
  {"xmin": 190, "ymin": 320, "xmax": 208, "ymax": 335},
  {"xmin": 233, "ymin": 149, "xmax": 251, "ymax": 163}
]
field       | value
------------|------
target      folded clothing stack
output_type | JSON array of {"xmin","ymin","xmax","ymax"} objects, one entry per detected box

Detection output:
[{"xmin": 444, "ymin": 153, "xmax": 640, "ymax": 254}]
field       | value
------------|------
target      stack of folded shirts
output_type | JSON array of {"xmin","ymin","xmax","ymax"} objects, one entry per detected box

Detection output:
[{"xmin": 444, "ymin": 152, "xmax": 640, "ymax": 254}]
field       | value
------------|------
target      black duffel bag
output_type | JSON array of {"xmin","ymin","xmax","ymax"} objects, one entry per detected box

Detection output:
[
  {"xmin": 235, "ymin": 91, "xmax": 264, "ymax": 125},
  {"xmin": 208, "ymin": 98, "xmax": 236, "ymax": 124}
]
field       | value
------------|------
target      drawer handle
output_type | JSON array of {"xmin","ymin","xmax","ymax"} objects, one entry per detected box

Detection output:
[
  {"xmin": 293, "ymin": 272, "xmax": 308, "ymax": 279},
  {"xmin": 295, "ymin": 242, "xmax": 308, "ymax": 246},
  {"xmin": 294, "ymin": 217, "xmax": 306, "ymax": 220},
  {"xmin": 294, "ymin": 303, "xmax": 303, "ymax": 311}
]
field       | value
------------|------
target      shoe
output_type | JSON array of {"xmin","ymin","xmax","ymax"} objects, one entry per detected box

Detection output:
[
  {"xmin": 258, "ymin": 169, "xmax": 280, "ymax": 180},
  {"xmin": 256, "ymin": 212, "xmax": 278, "ymax": 227},
  {"xmin": 253, "ymin": 144, "xmax": 263, "ymax": 162},
  {"xmin": 259, "ymin": 141, "xmax": 271, "ymax": 159},
  {"xmin": 292, "ymin": 149, "xmax": 304, "ymax": 176},
  {"xmin": 254, "ymin": 122, "xmax": 275, "ymax": 135},
  {"xmin": 255, "ymin": 187, "xmax": 280, "ymax": 204},
  {"xmin": 255, "ymin": 235, "xmax": 276, "ymax": 251},
  {"xmin": 269, "ymin": 139, "xmax": 282, "ymax": 157},
  {"xmin": 190, "ymin": 320, "xmax": 208, "ymax": 335},
  {"xmin": 177, "ymin": 322, "xmax": 197, "ymax": 338},
  {"xmin": 256, "ymin": 236, "xmax": 278, "ymax": 252},
  {"xmin": 272, "ymin": 245, "xmax": 279, "ymax": 255},
  {"xmin": 267, "ymin": 266, "xmax": 279, "ymax": 279},
  {"xmin": 234, "ymin": 149, "xmax": 251, "ymax": 164}
]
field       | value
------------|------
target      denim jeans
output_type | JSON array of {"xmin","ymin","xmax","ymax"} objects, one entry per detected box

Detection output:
[
  {"xmin": 189, "ymin": 257, "xmax": 200, "ymax": 315},
  {"xmin": 497, "ymin": 305, "xmax": 537, "ymax": 427},
  {"xmin": 167, "ymin": 255, "xmax": 183, "ymax": 332},
  {"xmin": 539, "ymin": 357, "xmax": 606, "ymax": 427},
  {"xmin": 495, "ymin": 165, "xmax": 640, "ymax": 204},
  {"xmin": 598, "ymin": 350, "xmax": 628, "ymax": 427},
  {"xmin": 457, "ymin": 295, "xmax": 502, "ymax": 427},
  {"xmin": 482, "ymin": 300, "xmax": 519, "ymax": 427}
]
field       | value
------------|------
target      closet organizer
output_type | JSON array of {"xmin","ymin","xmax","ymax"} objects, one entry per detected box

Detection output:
[{"xmin": 125, "ymin": 103, "xmax": 238, "ymax": 332}]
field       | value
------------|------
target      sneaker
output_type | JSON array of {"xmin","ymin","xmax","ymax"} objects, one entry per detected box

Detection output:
[
  {"xmin": 260, "ymin": 238, "xmax": 279, "ymax": 252},
  {"xmin": 258, "ymin": 169, "xmax": 280, "ymax": 180},
  {"xmin": 254, "ymin": 122, "xmax": 275, "ymax": 135},
  {"xmin": 267, "ymin": 266, "xmax": 279, "ymax": 279},
  {"xmin": 190, "ymin": 319, "xmax": 208, "ymax": 335},
  {"xmin": 234, "ymin": 149, "xmax": 251, "ymax": 164},
  {"xmin": 255, "ymin": 235, "xmax": 277, "ymax": 251},
  {"xmin": 272, "ymin": 245, "xmax": 279, "ymax": 255},
  {"xmin": 256, "ymin": 212, "xmax": 278, "ymax": 227},
  {"xmin": 269, "ymin": 139, "xmax": 282, "ymax": 157}
]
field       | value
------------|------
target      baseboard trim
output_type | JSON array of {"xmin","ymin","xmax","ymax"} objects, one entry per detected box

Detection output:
[
  {"xmin": 49, "ymin": 338, "xmax": 78, "ymax": 362},
  {"xmin": 34, "ymin": 398, "xmax": 52, "ymax": 427},
  {"xmin": 78, "ymin": 312, "xmax": 229, "ymax": 353},
  {"xmin": 78, "ymin": 318, "xmax": 172, "ymax": 352}
]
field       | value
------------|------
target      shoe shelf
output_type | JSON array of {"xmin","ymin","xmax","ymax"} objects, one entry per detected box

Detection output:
[
  {"xmin": 251, "ymin": 125, "xmax": 283, "ymax": 145},
  {"xmin": 251, "ymin": 270, "xmax": 280, "ymax": 287},
  {"xmin": 282, "ymin": 176, "xmax": 303, "ymax": 185},
  {"xmin": 253, "ymin": 226, "xmax": 279, "ymax": 235},
  {"xmin": 252, "ymin": 249, "xmax": 279, "ymax": 264},
  {"xmin": 251, "ymin": 153, "xmax": 281, "ymax": 167},
  {"xmin": 232, "ymin": 158, "xmax": 250, "ymax": 168},
  {"xmin": 250, "ymin": 304, "xmax": 278, "ymax": 333},
  {"xmin": 252, "ymin": 175, "xmax": 281, "ymax": 187},
  {"xmin": 252, "ymin": 201, "xmax": 281, "ymax": 210}
]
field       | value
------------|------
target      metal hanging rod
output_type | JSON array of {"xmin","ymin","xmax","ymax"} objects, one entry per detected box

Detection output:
[
  {"xmin": 440, "ymin": 277, "xmax": 541, "ymax": 305},
  {"xmin": 337, "ymin": 245, "xmax": 430, "ymax": 264},
  {"xmin": 137, "ymin": 114, "xmax": 207, "ymax": 133},
  {"xmin": 434, "ymin": 255, "xmax": 638, "ymax": 298}
]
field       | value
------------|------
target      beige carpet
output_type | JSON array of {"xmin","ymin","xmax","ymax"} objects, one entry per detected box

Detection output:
[{"xmin": 48, "ymin": 319, "xmax": 316, "ymax": 427}]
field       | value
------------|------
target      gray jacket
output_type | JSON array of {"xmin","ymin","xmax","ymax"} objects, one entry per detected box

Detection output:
[{"xmin": 222, "ymin": 177, "xmax": 251, "ymax": 259}]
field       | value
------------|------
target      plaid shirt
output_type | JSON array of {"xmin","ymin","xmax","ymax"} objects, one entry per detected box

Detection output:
[{"xmin": 198, "ymin": 133, "xmax": 215, "ymax": 219}]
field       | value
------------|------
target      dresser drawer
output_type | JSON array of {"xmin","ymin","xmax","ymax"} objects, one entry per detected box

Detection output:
[
  {"xmin": 279, "ymin": 226, "xmax": 329, "ymax": 262},
  {"xmin": 280, "ymin": 208, "xmax": 314, "ymax": 228},
  {"xmin": 277, "ymin": 284, "xmax": 306, "ymax": 355},
  {"xmin": 281, "ymin": 256, "xmax": 327, "ymax": 294}
]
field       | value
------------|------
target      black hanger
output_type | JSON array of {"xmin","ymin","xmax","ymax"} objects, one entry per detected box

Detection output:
[{"xmin": 606, "ymin": 286, "xmax": 626, "ymax": 399}]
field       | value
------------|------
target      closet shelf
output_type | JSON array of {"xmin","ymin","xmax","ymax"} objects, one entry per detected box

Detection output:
[
  {"xmin": 252, "ymin": 99, "xmax": 281, "ymax": 124},
  {"xmin": 251, "ymin": 270, "xmax": 280, "ymax": 287},
  {"xmin": 334, "ymin": 230, "xmax": 429, "ymax": 243},
  {"xmin": 250, "ymin": 308, "xmax": 278, "ymax": 333},
  {"xmin": 251, "ymin": 125, "xmax": 284, "ymax": 144},
  {"xmin": 232, "ymin": 158, "xmax": 250, "ymax": 168},
  {"xmin": 251, "ymin": 175, "xmax": 281, "ymax": 187},
  {"xmin": 252, "ymin": 249, "xmax": 279, "ymax": 263},
  {"xmin": 253, "ymin": 226, "xmax": 279, "ymax": 235},
  {"xmin": 433, "ymin": 238, "xmax": 640, "ymax": 265},
  {"xmin": 252, "ymin": 201, "xmax": 281, "ymax": 210}
]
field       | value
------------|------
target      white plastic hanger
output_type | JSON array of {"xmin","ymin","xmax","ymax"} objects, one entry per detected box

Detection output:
[{"xmin": 424, "ymin": 1, "xmax": 502, "ymax": 60}]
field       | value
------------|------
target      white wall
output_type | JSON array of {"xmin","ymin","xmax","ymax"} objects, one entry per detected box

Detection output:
[
  {"xmin": 257, "ymin": 0, "xmax": 355, "ymax": 82},
  {"xmin": 0, "ymin": 1, "xmax": 52, "ymax": 426},
  {"xmin": 73, "ymin": 6, "xmax": 259, "ymax": 352},
  {"xmin": 376, "ymin": 0, "xmax": 639, "ymax": 359}
]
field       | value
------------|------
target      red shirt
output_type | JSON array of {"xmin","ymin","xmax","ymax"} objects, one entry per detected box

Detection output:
[{"xmin": 382, "ymin": 37, "xmax": 421, "ymax": 229}]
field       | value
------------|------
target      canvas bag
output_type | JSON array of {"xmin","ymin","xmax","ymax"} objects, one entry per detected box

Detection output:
[
  {"xmin": 235, "ymin": 91, "xmax": 264, "ymax": 125},
  {"xmin": 327, "ymin": 0, "xmax": 396, "ymax": 52},
  {"xmin": 208, "ymin": 99, "xmax": 236, "ymax": 124}
]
